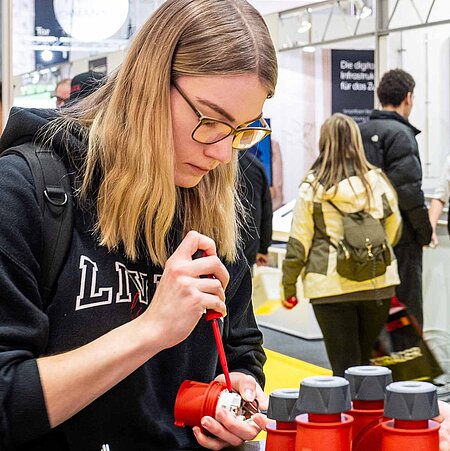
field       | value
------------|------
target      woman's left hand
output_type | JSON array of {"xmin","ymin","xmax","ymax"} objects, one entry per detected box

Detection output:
[{"xmin": 192, "ymin": 372, "xmax": 268, "ymax": 450}]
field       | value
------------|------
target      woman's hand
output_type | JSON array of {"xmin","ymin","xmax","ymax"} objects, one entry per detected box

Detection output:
[
  {"xmin": 192, "ymin": 372, "xmax": 268, "ymax": 450},
  {"xmin": 255, "ymin": 253, "xmax": 269, "ymax": 266},
  {"xmin": 252, "ymin": 413, "xmax": 273, "ymax": 431},
  {"xmin": 142, "ymin": 231, "xmax": 229, "ymax": 350}
]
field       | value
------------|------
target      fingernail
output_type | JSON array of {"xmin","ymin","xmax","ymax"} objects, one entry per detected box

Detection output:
[
  {"xmin": 201, "ymin": 418, "xmax": 211, "ymax": 428},
  {"xmin": 244, "ymin": 389, "xmax": 255, "ymax": 401}
]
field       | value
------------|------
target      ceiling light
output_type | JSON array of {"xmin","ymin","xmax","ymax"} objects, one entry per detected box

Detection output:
[
  {"xmin": 41, "ymin": 50, "xmax": 54, "ymax": 62},
  {"xmin": 303, "ymin": 46, "xmax": 316, "ymax": 53},
  {"xmin": 359, "ymin": 6, "xmax": 372, "ymax": 19},
  {"xmin": 297, "ymin": 20, "xmax": 312, "ymax": 34}
]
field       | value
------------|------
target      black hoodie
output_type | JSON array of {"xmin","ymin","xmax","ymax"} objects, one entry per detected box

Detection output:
[{"xmin": 0, "ymin": 108, "xmax": 265, "ymax": 450}]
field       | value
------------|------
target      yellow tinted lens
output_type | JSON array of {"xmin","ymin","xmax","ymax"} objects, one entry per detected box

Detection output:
[
  {"xmin": 233, "ymin": 129, "xmax": 270, "ymax": 150},
  {"xmin": 194, "ymin": 120, "xmax": 232, "ymax": 144}
]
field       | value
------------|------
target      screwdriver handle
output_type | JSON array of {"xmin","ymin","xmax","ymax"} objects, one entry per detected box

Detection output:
[
  {"xmin": 192, "ymin": 249, "xmax": 231, "ymax": 391},
  {"xmin": 192, "ymin": 249, "xmax": 223, "ymax": 321},
  {"xmin": 205, "ymin": 310, "xmax": 222, "ymax": 321}
]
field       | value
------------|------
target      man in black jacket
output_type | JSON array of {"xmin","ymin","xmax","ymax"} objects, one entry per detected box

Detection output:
[
  {"xmin": 238, "ymin": 150, "xmax": 273, "ymax": 268},
  {"xmin": 359, "ymin": 69, "xmax": 432, "ymax": 328}
]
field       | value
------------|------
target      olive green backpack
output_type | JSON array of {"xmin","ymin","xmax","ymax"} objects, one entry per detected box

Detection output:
[{"xmin": 325, "ymin": 200, "xmax": 391, "ymax": 282}]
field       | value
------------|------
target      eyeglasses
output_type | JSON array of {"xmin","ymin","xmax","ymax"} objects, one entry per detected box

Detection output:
[{"xmin": 173, "ymin": 82, "xmax": 271, "ymax": 150}]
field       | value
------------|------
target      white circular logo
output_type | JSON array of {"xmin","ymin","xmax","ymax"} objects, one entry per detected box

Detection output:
[{"xmin": 53, "ymin": 0, "xmax": 129, "ymax": 41}]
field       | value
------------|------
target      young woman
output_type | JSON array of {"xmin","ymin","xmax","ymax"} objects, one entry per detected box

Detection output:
[
  {"xmin": 281, "ymin": 113, "xmax": 402, "ymax": 377},
  {"xmin": 0, "ymin": 0, "xmax": 277, "ymax": 449}
]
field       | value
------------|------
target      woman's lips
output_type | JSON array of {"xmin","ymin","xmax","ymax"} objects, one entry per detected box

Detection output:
[{"xmin": 187, "ymin": 163, "xmax": 210, "ymax": 175}]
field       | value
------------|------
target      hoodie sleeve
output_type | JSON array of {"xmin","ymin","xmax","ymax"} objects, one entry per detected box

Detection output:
[
  {"xmin": 282, "ymin": 182, "xmax": 314, "ymax": 299},
  {"xmin": 222, "ymin": 259, "xmax": 266, "ymax": 388},
  {"xmin": 0, "ymin": 155, "xmax": 52, "ymax": 448}
]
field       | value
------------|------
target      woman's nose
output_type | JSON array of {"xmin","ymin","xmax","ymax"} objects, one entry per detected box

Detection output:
[{"xmin": 204, "ymin": 137, "xmax": 233, "ymax": 165}]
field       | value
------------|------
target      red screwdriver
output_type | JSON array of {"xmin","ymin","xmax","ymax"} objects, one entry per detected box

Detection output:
[{"xmin": 193, "ymin": 250, "xmax": 232, "ymax": 392}]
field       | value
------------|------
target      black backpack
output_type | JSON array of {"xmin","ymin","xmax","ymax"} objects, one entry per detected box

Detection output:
[
  {"xmin": 1, "ymin": 142, "xmax": 73, "ymax": 302},
  {"xmin": 325, "ymin": 200, "xmax": 391, "ymax": 282}
]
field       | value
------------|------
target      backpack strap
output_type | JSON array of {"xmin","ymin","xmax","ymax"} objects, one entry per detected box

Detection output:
[
  {"xmin": 3, "ymin": 142, "xmax": 73, "ymax": 303},
  {"xmin": 327, "ymin": 199, "xmax": 346, "ymax": 216},
  {"xmin": 313, "ymin": 201, "xmax": 338, "ymax": 250}
]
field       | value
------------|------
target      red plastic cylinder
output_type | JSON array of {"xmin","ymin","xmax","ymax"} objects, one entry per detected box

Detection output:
[
  {"xmin": 350, "ymin": 400, "xmax": 386, "ymax": 451},
  {"xmin": 350, "ymin": 400, "xmax": 384, "ymax": 437},
  {"xmin": 352, "ymin": 421, "xmax": 385, "ymax": 451},
  {"xmin": 174, "ymin": 380, "xmax": 226, "ymax": 429},
  {"xmin": 295, "ymin": 413, "xmax": 353, "ymax": 451},
  {"xmin": 266, "ymin": 422, "xmax": 297, "ymax": 451},
  {"xmin": 381, "ymin": 419, "xmax": 440, "ymax": 451}
]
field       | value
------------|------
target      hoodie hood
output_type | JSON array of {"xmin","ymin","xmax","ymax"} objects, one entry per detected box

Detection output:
[
  {"xmin": 306, "ymin": 168, "xmax": 385, "ymax": 213},
  {"xmin": 0, "ymin": 107, "xmax": 86, "ymax": 164}
]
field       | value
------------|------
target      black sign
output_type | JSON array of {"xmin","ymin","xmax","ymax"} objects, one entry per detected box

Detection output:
[
  {"xmin": 34, "ymin": 0, "xmax": 69, "ymax": 68},
  {"xmin": 331, "ymin": 49, "xmax": 374, "ymax": 124}
]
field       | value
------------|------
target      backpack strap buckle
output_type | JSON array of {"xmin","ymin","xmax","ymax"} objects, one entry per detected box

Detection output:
[{"xmin": 44, "ymin": 186, "xmax": 68, "ymax": 207}]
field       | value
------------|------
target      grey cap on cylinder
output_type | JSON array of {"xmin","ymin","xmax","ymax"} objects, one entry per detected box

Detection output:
[
  {"xmin": 293, "ymin": 376, "xmax": 352, "ymax": 415},
  {"xmin": 267, "ymin": 389, "xmax": 300, "ymax": 422},
  {"xmin": 384, "ymin": 381, "xmax": 439, "ymax": 420},
  {"xmin": 344, "ymin": 366, "xmax": 393, "ymax": 401}
]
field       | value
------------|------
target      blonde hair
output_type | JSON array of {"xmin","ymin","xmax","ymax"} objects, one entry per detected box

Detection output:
[
  {"xmin": 53, "ymin": 0, "xmax": 277, "ymax": 265},
  {"xmin": 311, "ymin": 113, "xmax": 376, "ymax": 203}
]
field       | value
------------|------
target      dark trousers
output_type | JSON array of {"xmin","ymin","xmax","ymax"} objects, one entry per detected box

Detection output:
[
  {"xmin": 312, "ymin": 298, "xmax": 391, "ymax": 377},
  {"xmin": 394, "ymin": 242, "xmax": 423, "ymax": 328}
]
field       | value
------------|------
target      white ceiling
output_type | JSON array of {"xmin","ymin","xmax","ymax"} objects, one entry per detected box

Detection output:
[{"xmin": 248, "ymin": 0, "xmax": 324, "ymax": 15}]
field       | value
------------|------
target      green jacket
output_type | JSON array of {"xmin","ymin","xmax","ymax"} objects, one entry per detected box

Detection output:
[{"xmin": 282, "ymin": 169, "xmax": 402, "ymax": 300}]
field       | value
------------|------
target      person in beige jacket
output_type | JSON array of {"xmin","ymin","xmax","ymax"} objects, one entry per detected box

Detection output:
[{"xmin": 282, "ymin": 113, "xmax": 402, "ymax": 376}]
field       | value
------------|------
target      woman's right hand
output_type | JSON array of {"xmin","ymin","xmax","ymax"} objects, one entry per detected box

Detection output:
[{"xmin": 142, "ymin": 230, "xmax": 229, "ymax": 350}]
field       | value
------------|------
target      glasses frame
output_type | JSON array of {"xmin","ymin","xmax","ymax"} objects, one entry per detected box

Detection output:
[{"xmin": 173, "ymin": 82, "xmax": 271, "ymax": 150}]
